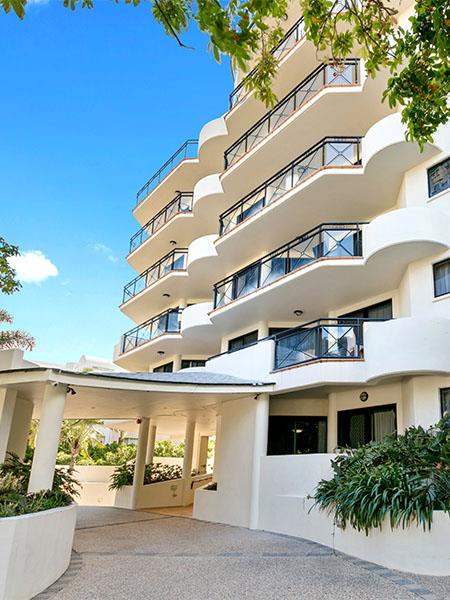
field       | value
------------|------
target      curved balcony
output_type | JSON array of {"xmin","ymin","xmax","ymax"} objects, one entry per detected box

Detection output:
[
  {"xmin": 209, "ymin": 207, "xmax": 450, "ymax": 336},
  {"xmin": 220, "ymin": 137, "xmax": 362, "ymax": 236},
  {"xmin": 214, "ymin": 113, "xmax": 441, "ymax": 268},
  {"xmin": 273, "ymin": 317, "xmax": 370, "ymax": 370},
  {"xmin": 135, "ymin": 140, "xmax": 198, "ymax": 208},
  {"xmin": 225, "ymin": 61, "xmax": 360, "ymax": 169},
  {"xmin": 214, "ymin": 223, "xmax": 363, "ymax": 308},
  {"xmin": 120, "ymin": 308, "xmax": 182, "ymax": 355},
  {"xmin": 229, "ymin": 15, "xmax": 306, "ymax": 109}
]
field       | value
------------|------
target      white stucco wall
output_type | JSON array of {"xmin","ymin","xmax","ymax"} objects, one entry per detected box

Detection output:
[{"xmin": 0, "ymin": 504, "xmax": 77, "ymax": 600}]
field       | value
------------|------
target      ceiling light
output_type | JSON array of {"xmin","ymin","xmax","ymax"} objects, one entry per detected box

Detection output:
[
  {"xmin": 293, "ymin": 309, "xmax": 303, "ymax": 317},
  {"xmin": 162, "ymin": 293, "xmax": 171, "ymax": 298},
  {"xmin": 157, "ymin": 350, "xmax": 165, "ymax": 355},
  {"xmin": 169, "ymin": 240, "xmax": 177, "ymax": 245}
]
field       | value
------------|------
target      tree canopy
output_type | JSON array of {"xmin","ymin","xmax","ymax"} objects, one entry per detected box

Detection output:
[{"xmin": 1, "ymin": 0, "xmax": 448, "ymax": 148}]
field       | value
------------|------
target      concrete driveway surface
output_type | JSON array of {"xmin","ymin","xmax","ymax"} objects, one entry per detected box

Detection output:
[{"xmin": 35, "ymin": 507, "xmax": 450, "ymax": 600}]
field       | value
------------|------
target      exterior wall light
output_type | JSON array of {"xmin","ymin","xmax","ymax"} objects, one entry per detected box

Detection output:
[{"xmin": 360, "ymin": 391, "xmax": 369, "ymax": 402}]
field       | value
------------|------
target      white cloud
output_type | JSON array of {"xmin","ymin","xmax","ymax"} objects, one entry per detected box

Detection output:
[
  {"xmin": 90, "ymin": 243, "xmax": 118, "ymax": 263},
  {"xmin": 27, "ymin": 0, "xmax": 50, "ymax": 4},
  {"xmin": 8, "ymin": 250, "xmax": 58, "ymax": 284}
]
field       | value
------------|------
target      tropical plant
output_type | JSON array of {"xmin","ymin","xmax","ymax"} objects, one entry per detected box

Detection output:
[
  {"xmin": 1, "ymin": 0, "xmax": 448, "ymax": 148},
  {"xmin": 58, "ymin": 419, "xmax": 102, "ymax": 468},
  {"xmin": 0, "ymin": 453, "xmax": 79, "ymax": 517},
  {"xmin": 312, "ymin": 417, "xmax": 450, "ymax": 534},
  {"xmin": 109, "ymin": 461, "xmax": 183, "ymax": 490},
  {"xmin": 154, "ymin": 439, "xmax": 185, "ymax": 457},
  {"xmin": 0, "ymin": 236, "xmax": 35, "ymax": 350}
]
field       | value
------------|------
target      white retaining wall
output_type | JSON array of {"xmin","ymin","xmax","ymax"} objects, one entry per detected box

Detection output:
[{"xmin": 0, "ymin": 504, "xmax": 77, "ymax": 600}]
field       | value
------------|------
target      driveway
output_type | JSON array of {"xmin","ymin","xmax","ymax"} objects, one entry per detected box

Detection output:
[{"xmin": 37, "ymin": 507, "xmax": 450, "ymax": 600}]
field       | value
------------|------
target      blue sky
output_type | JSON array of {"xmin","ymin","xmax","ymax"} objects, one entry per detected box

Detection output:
[{"xmin": 1, "ymin": 0, "xmax": 231, "ymax": 364}]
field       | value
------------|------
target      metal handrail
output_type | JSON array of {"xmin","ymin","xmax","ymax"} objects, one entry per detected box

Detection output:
[
  {"xmin": 122, "ymin": 248, "xmax": 188, "ymax": 303},
  {"xmin": 273, "ymin": 317, "xmax": 387, "ymax": 370},
  {"xmin": 219, "ymin": 136, "xmax": 362, "ymax": 235},
  {"xmin": 229, "ymin": 16, "xmax": 306, "ymax": 109},
  {"xmin": 120, "ymin": 308, "xmax": 182, "ymax": 354},
  {"xmin": 129, "ymin": 192, "xmax": 193, "ymax": 254},
  {"xmin": 225, "ymin": 60, "xmax": 359, "ymax": 168},
  {"xmin": 213, "ymin": 222, "xmax": 365, "ymax": 308},
  {"xmin": 135, "ymin": 140, "xmax": 198, "ymax": 207}
]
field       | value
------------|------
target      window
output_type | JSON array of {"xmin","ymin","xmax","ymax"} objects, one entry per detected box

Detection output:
[
  {"xmin": 269, "ymin": 327, "xmax": 291, "ymax": 337},
  {"xmin": 433, "ymin": 259, "xmax": 450, "ymax": 298},
  {"xmin": 340, "ymin": 299, "xmax": 393, "ymax": 320},
  {"xmin": 338, "ymin": 404, "xmax": 397, "ymax": 448},
  {"xmin": 440, "ymin": 388, "xmax": 450, "ymax": 417},
  {"xmin": 181, "ymin": 359, "xmax": 206, "ymax": 369},
  {"xmin": 228, "ymin": 329, "xmax": 258, "ymax": 352},
  {"xmin": 153, "ymin": 361, "xmax": 173, "ymax": 373},
  {"xmin": 267, "ymin": 416, "xmax": 327, "ymax": 455},
  {"xmin": 428, "ymin": 157, "xmax": 450, "ymax": 198}
]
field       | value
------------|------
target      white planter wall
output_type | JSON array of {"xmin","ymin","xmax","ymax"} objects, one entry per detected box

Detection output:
[
  {"xmin": 258, "ymin": 455, "xmax": 450, "ymax": 576},
  {"xmin": 0, "ymin": 504, "xmax": 77, "ymax": 600}
]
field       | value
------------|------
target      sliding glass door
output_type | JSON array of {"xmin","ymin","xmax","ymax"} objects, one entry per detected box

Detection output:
[{"xmin": 337, "ymin": 404, "xmax": 397, "ymax": 448}]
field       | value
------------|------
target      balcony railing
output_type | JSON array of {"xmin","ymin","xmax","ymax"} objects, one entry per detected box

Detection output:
[
  {"xmin": 129, "ymin": 192, "xmax": 193, "ymax": 254},
  {"xmin": 229, "ymin": 16, "xmax": 306, "ymax": 109},
  {"xmin": 135, "ymin": 140, "xmax": 198, "ymax": 207},
  {"xmin": 274, "ymin": 317, "xmax": 378, "ymax": 370},
  {"xmin": 219, "ymin": 136, "xmax": 362, "ymax": 235},
  {"xmin": 225, "ymin": 60, "xmax": 359, "ymax": 168},
  {"xmin": 214, "ymin": 223, "xmax": 364, "ymax": 308},
  {"xmin": 121, "ymin": 308, "xmax": 182, "ymax": 354},
  {"xmin": 122, "ymin": 248, "xmax": 188, "ymax": 303}
]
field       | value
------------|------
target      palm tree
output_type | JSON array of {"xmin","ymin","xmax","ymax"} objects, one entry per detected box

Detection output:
[
  {"xmin": 59, "ymin": 420, "xmax": 102, "ymax": 468},
  {"xmin": 0, "ymin": 309, "xmax": 35, "ymax": 350}
]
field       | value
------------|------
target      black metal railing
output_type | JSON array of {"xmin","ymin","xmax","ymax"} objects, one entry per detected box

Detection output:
[
  {"xmin": 225, "ymin": 60, "xmax": 359, "ymax": 168},
  {"xmin": 135, "ymin": 140, "xmax": 198, "ymax": 207},
  {"xmin": 229, "ymin": 16, "xmax": 306, "ymax": 109},
  {"xmin": 121, "ymin": 308, "xmax": 182, "ymax": 354},
  {"xmin": 219, "ymin": 136, "xmax": 362, "ymax": 235},
  {"xmin": 214, "ymin": 223, "xmax": 364, "ymax": 308},
  {"xmin": 122, "ymin": 248, "xmax": 188, "ymax": 303},
  {"xmin": 273, "ymin": 317, "xmax": 378, "ymax": 370},
  {"xmin": 129, "ymin": 192, "xmax": 193, "ymax": 254}
]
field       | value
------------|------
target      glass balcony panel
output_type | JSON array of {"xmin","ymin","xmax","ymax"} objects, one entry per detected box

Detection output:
[
  {"xmin": 325, "ymin": 141, "xmax": 358, "ymax": 166},
  {"xmin": 215, "ymin": 280, "xmax": 234, "ymax": 308},
  {"xmin": 234, "ymin": 264, "xmax": 260, "ymax": 299},
  {"xmin": 270, "ymin": 95, "xmax": 295, "ymax": 130},
  {"xmin": 322, "ymin": 228, "xmax": 357, "ymax": 257},
  {"xmin": 237, "ymin": 194, "xmax": 265, "ymax": 225},
  {"xmin": 260, "ymin": 255, "xmax": 288, "ymax": 287},
  {"xmin": 319, "ymin": 325, "xmax": 358, "ymax": 358},
  {"xmin": 326, "ymin": 63, "xmax": 354, "ymax": 85},
  {"xmin": 275, "ymin": 328, "xmax": 317, "ymax": 369},
  {"xmin": 246, "ymin": 120, "xmax": 270, "ymax": 154},
  {"xmin": 266, "ymin": 171, "xmax": 292, "ymax": 205}
]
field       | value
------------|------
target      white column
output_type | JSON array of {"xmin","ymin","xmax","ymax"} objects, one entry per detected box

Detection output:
[
  {"xmin": 7, "ymin": 397, "xmax": 33, "ymax": 460},
  {"xmin": 249, "ymin": 393, "xmax": 269, "ymax": 530},
  {"xmin": 327, "ymin": 393, "xmax": 337, "ymax": 452},
  {"xmin": 28, "ymin": 384, "xmax": 66, "ymax": 493},
  {"xmin": 198, "ymin": 435, "xmax": 209, "ymax": 474},
  {"xmin": 131, "ymin": 417, "xmax": 150, "ymax": 510},
  {"xmin": 173, "ymin": 354, "xmax": 182, "ymax": 372},
  {"xmin": 212, "ymin": 413, "xmax": 222, "ymax": 480},
  {"xmin": 182, "ymin": 420, "xmax": 196, "ymax": 479},
  {"xmin": 0, "ymin": 388, "xmax": 17, "ymax": 463},
  {"xmin": 257, "ymin": 321, "xmax": 269, "ymax": 339},
  {"xmin": 145, "ymin": 423, "xmax": 157, "ymax": 464}
]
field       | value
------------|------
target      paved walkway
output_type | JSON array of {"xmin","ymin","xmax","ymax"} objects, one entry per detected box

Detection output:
[{"xmin": 36, "ymin": 507, "xmax": 450, "ymax": 600}]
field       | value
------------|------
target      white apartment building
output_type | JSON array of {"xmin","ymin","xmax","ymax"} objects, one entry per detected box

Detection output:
[{"xmin": 1, "ymin": 0, "xmax": 449, "ymax": 579}]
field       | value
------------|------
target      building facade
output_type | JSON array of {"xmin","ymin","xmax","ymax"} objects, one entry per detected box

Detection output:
[{"xmin": 113, "ymin": 0, "xmax": 450, "ymax": 548}]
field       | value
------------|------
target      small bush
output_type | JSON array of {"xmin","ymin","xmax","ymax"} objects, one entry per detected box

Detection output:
[
  {"xmin": 0, "ymin": 453, "xmax": 80, "ymax": 518},
  {"xmin": 312, "ymin": 417, "xmax": 450, "ymax": 534},
  {"xmin": 109, "ymin": 462, "xmax": 183, "ymax": 490}
]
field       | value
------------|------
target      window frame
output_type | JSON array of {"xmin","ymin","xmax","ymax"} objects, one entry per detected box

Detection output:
[
  {"xmin": 433, "ymin": 258, "xmax": 450, "ymax": 298},
  {"xmin": 440, "ymin": 388, "xmax": 450, "ymax": 417},
  {"xmin": 228, "ymin": 329, "xmax": 258, "ymax": 352},
  {"xmin": 427, "ymin": 156, "xmax": 450, "ymax": 198}
]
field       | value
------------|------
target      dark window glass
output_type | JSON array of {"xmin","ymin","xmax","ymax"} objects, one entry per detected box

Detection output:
[
  {"xmin": 267, "ymin": 416, "xmax": 327, "ymax": 455},
  {"xmin": 428, "ymin": 157, "xmax": 450, "ymax": 198},
  {"xmin": 181, "ymin": 359, "xmax": 206, "ymax": 369},
  {"xmin": 269, "ymin": 327, "xmax": 291, "ymax": 337},
  {"xmin": 338, "ymin": 404, "xmax": 397, "ymax": 448},
  {"xmin": 440, "ymin": 388, "xmax": 450, "ymax": 417},
  {"xmin": 340, "ymin": 299, "xmax": 393, "ymax": 320},
  {"xmin": 228, "ymin": 330, "xmax": 258, "ymax": 352},
  {"xmin": 153, "ymin": 361, "xmax": 173, "ymax": 373},
  {"xmin": 433, "ymin": 259, "xmax": 450, "ymax": 297}
]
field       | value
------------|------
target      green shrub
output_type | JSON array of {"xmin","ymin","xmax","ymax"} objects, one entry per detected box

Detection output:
[
  {"xmin": 312, "ymin": 417, "xmax": 450, "ymax": 534},
  {"xmin": 109, "ymin": 462, "xmax": 183, "ymax": 490},
  {"xmin": 154, "ymin": 440, "xmax": 184, "ymax": 457},
  {"xmin": 0, "ymin": 453, "xmax": 80, "ymax": 518}
]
